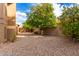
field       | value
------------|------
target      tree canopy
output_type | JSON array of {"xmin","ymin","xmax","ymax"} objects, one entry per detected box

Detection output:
[
  {"xmin": 24, "ymin": 3, "xmax": 56, "ymax": 30},
  {"xmin": 59, "ymin": 4, "xmax": 79, "ymax": 40}
]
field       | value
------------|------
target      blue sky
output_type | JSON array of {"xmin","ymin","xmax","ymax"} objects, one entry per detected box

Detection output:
[
  {"xmin": 16, "ymin": 3, "xmax": 74, "ymax": 25},
  {"xmin": 16, "ymin": 3, "xmax": 35, "ymax": 25}
]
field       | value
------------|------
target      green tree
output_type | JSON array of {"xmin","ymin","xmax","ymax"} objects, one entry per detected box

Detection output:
[
  {"xmin": 60, "ymin": 5, "xmax": 79, "ymax": 41},
  {"xmin": 23, "ymin": 19, "xmax": 33, "ymax": 32},
  {"xmin": 25, "ymin": 3, "xmax": 56, "ymax": 34}
]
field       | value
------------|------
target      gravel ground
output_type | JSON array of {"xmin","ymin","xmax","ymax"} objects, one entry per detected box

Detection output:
[{"xmin": 0, "ymin": 32, "xmax": 79, "ymax": 56}]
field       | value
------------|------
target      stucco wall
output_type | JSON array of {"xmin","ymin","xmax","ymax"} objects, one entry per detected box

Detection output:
[
  {"xmin": 6, "ymin": 4, "xmax": 16, "ymax": 17},
  {"xmin": 0, "ymin": 24, "xmax": 6, "ymax": 43},
  {"xmin": 6, "ymin": 3, "xmax": 16, "ymax": 42},
  {"xmin": 0, "ymin": 3, "xmax": 16, "ymax": 43},
  {"xmin": 0, "ymin": 3, "xmax": 7, "ymax": 43}
]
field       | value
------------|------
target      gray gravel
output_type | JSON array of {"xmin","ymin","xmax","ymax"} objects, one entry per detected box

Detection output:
[{"xmin": 0, "ymin": 32, "xmax": 79, "ymax": 56}]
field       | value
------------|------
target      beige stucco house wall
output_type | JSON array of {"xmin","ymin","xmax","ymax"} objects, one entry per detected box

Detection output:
[
  {"xmin": 0, "ymin": 3, "xmax": 16, "ymax": 43},
  {"xmin": 0, "ymin": 4, "xmax": 7, "ymax": 43},
  {"xmin": 6, "ymin": 3, "xmax": 16, "ymax": 42}
]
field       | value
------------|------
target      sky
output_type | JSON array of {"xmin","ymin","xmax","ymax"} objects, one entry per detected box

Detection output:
[
  {"xmin": 16, "ymin": 3, "xmax": 74, "ymax": 25},
  {"xmin": 16, "ymin": 3, "xmax": 34, "ymax": 25}
]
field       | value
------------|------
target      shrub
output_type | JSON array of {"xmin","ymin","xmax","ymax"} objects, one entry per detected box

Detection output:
[{"xmin": 60, "ymin": 5, "xmax": 79, "ymax": 41}]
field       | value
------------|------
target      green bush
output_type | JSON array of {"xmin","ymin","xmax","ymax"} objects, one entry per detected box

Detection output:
[{"xmin": 60, "ymin": 5, "xmax": 79, "ymax": 40}]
